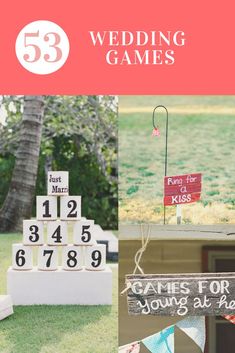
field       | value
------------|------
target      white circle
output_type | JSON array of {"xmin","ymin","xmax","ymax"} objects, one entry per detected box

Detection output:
[{"xmin": 15, "ymin": 20, "xmax": 70, "ymax": 75}]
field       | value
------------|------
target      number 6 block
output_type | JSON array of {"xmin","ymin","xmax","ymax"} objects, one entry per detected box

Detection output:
[
  {"xmin": 36, "ymin": 196, "xmax": 57, "ymax": 220},
  {"xmin": 60, "ymin": 196, "xmax": 81, "ymax": 220},
  {"xmin": 38, "ymin": 246, "xmax": 58, "ymax": 271},
  {"xmin": 12, "ymin": 244, "xmax": 33, "ymax": 270},
  {"xmin": 73, "ymin": 220, "xmax": 95, "ymax": 246},
  {"xmin": 85, "ymin": 244, "xmax": 106, "ymax": 271},
  {"xmin": 62, "ymin": 245, "xmax": 83, "ymax": 271},
  {"xmin": 23, "ymin": 220, "xmax": 44, "ymax": 245}
]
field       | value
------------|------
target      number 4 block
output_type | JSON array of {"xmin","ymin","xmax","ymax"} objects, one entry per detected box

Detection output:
[{"xmin": 47, "ymin": 221, "xmax": 68, "ymax": 245}]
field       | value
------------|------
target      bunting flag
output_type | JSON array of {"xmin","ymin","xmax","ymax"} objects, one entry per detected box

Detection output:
[
  {"xmin": 119, "ymin": 341, "xmax": 140, "ymax": 353},
  {"xmin": 142, "ymin": 325, "xmax": 174, "ymax": 353},
  {"xmin": 223, "ymin": 315, "xmax": 235, "ymax": 324},
  {"xmin": 176, "ymin": 316, "xmax": 205, "ymax": 352}
]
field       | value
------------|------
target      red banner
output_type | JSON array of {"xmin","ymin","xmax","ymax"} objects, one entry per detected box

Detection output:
[{"xmin": 164, "ymin": 173, "xmax": 202, "ymax": 206}]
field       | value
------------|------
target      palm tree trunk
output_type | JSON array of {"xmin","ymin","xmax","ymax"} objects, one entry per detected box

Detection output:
[{"xmin": 0, "ymin": 96, "xmax": 44, "ymax": 232}]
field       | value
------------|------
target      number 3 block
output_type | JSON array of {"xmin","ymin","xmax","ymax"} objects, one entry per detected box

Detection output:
[
  {"xmin": 47, "ymin": 220, "xmax": 68, "ymax": 245},
  {"xmin": 23, "ymin": 220, "xmax": 44, "ymax": 245},
  {"xmin": 73, "ymin": 220, "xmax": 95, "ymax": 246},
  {"xmin": 62, "ymin": 246, "xmax": 83, "ymax": 271},
  {"xmin": 12, "ymin": 244, "xmax": 33, "ymax": 270},
  {"xmin": 38, "ymin": 246, "xmax": 58, "ymax": 271},
  {"xmin": 60, "ymin": 196, "xmax": 81, "ymax": 220},
  {"xmin": 85, "ymin": 244, "xmax": 106, "ymax": 271},
  {"xmin": 36, "ymin": 196, "xmax": 57, "ymax": 220}
]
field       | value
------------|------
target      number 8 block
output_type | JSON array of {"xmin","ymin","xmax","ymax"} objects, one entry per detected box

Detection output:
[
  {"xmin": 60, "ymin": 196, "xmax": 81, "ymax": 220},
  {"xmin": 12, "ymin": 244, "xmax": 33, "ymax": 270},
  {"xmin": 62, "ymin": 245, "xmax": 83, "ymax": 271},
  {"xmin": 85, "ymin": 244, "xmax": 106, "ymax": 271},
  {"xmin": 38, "ymin": 246, "xmax": 58, "ymax": 271}
]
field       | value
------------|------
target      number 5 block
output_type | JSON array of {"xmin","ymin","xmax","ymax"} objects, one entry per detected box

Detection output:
[
  {"xmin": 36, "ymin": 196, "xmax": 57, "ymax": 220},
  {"xmin": 62, "ymin": 246, "xmax": 83, "ymax": 271},
  {"xmin": 85, "ymin": 244, "xmax": 106, "ymax": 271},
  {"xmin": 12, "ymin": 244, "xmax": 33, "ymax": 270},
  {"xmin": 38, "ymin": 246, "xmax": 58, "ymax": 271},
  {"xmin": 60, "ymin": 196, "xmax": 81, "ymax": 220},
  {"xmin": 73, "ymin": 220, "xmax": 95, "ymax": 246},
  {"xmin": 23, "ymin": 220, "xmax": 44, "ymax": 245},
  {"xmin": 47, "ymin": 220, "xmax": 68, "ymax": 245}
]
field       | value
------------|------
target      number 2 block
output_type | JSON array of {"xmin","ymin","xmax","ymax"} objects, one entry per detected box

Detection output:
[
  {"xmin": 85, "ymin": 244, "xmax": 106, "ymax": 271},
  {"xmin": 12, "ymin": 244, "xmax": 33, "ymax": 270},
  {"xmin": 73, "ymin": 220, "xmax": 95, "ymax": 246},
  {"xmin": 60, "ymin": 196, "xmax": 81, "ymax": 220},
  {"xmin": 36, "ymin": 196, "xmax": 57, "ymax": 220},
  {"xmin": 47, "ymin": 220, "xmax": 68, "ymax": 245},
  {"xmin": 23, "ymin": 220, "xmax": 44, "ymax": 245},
  {"xmin": 38, "ymin": 246, "xmax": 58, "ymax": 271},
  {"xmin": 62, "ymin": 246, "xmax": 83, "ymax": 271}
]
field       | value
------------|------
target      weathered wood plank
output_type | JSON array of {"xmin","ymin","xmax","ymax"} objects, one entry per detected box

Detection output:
[{"xmin": 126, "ymin": 273, "xmax": 235, "ymax": 316}]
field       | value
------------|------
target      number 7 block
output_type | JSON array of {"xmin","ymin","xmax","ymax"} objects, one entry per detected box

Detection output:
[{"xmin": 38, "ymin": 246, "xmax": 58, "ymax": 271}]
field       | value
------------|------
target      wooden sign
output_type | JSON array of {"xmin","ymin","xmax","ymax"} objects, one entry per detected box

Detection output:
[
  {"xmin": 164, "ymin": 173, "xmax": 202, "ymax": 206},
  {"xmin": 126, "ymin": 273, "xmax": 235, "ymax": 316}
]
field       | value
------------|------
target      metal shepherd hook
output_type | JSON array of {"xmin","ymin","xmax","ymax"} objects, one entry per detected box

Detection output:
[{"xmin": 152, "ymin": 105, "xmax": 169, "ymax": 224}]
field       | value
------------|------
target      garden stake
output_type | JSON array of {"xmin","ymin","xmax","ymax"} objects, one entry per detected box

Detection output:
[{"xmin": 152, "ymin": 105, "xmax": 169, "ymax": 225}]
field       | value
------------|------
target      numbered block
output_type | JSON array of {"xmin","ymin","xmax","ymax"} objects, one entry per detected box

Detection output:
[
  {"xmin": 23, "ymin": 220, "xmax": 44, "ymax": 245},
  {"xmin": 60, "ymin": 196, "xmax": 81, "ymax": 220},
  {"xmin": 73, "ymin": 220, "xmax": 95, "ymax": 246},
  {"xmin": 7, "ymin": 266, "xmax": 112, "ymax": 305},
  {"xmin": 48, "ymin": 171, "xmax": 69, "ymax": 196},
  {"xmin": 47, "ymin": 220, "xmax": 68, "ymax": 245},
  {"xmin": 36, "ymin": 196, "xmax": 57, "ymax": 220},
  {"xmin": 85, "ymin": 244, "xmax": 106, "ymax": 271},
  {"xmin": 62, "ymin": 245, "xmax": 83, "ymax": 271},
  {"xmin": 12, "ymin": 244, "xmax": 33, "ymax": 270},
  {"xmin": 38, "ymin": 246, "xmax": 58, "ymax": 271}
]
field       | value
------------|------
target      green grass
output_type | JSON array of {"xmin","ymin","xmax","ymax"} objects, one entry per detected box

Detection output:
[
  {"xmin": 119, "ymin": 95, "xmax": 235, "ymax": 224},
  {"xmin": 0, "ymin": 234, "xmax": 117, "ymax": 353}
]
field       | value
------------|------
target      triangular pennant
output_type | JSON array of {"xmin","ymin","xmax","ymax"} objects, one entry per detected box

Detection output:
[
  {"xmin": 223, "ymin": 315, "xmax": 235, "ymax": 324},
  {"xmin": 142, "ymin": 325, "xmax": 174, "ymax": 353},
  {"xmin": 176, "ymin": 316, "xmax": 205, "ymax": 352},
  {"xmin": 119, "ymin": 341, "xmax": 140, "ymax": 353}
]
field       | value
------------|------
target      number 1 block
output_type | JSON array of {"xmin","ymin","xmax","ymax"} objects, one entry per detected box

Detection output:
[
  {"xmin": 23, "ymin": 220, "xmax": 44, "ymax": 245},
  {"xmin": 85, "ymin": 244, "xmax": 106, "ymax": 271},
  {"xmin": 38, "ymin": 246, "xmax": 58, "ymax": 271},
  {"xmin": 12, "ymin": 244, "xmax": 33, "ymax": 270},
  {"xmin": 36, "ymin": 196, "xmax": 57, "ymax": 220},
  {"xmin": 73, "ymin": 220, "xmax": 95, "ymax": 246},
  {"xmin": 47, "ymin": 220, "xmax": 68, "ymax": 245},
  {"xmin": 60, "ymin": 196, "xmax": 81, "ymax": 220}
]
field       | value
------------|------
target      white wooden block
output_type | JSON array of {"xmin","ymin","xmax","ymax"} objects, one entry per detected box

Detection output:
[
  {"xmin": 73, "ymin": 220, "xmax": 95, "ymax": 246},
  {"xmin": 85, "ymin": 244, "xmax": 106, "ymax": 271},
  {"xmin": 62, "ymin": 245, "xmax": 83, "ymax": 270},
  {"xmin": 0, "ymin": 295, "xmax": 13, "ymax": 320},
  {"xmin": 12, "ymin": 244, "xmax": 33, "ymax": 270},
  {"xmin": 38, "ymin": 246, "xmax": 58, "ymax": 271},
  {"xmin": 47, "ymin": 171, "xmax": 69, "ymax": 196},
  {"xmin": 36, "ymin": 196, "xmax": 57, "ymax": 220},
  {"xmin": 23, "ymin": 220, "xmax": 44, "ymax": 245},
  {"xmin": 47, "ymin": 220, "xmax": 68, "ymax": 245},
  {"xmin": 60, "ymin": 196, "xmax": 81, "ymax": 220},
  {"xmin": 7, "ymin": 266, "xmax": 112, "ymax": 305}
]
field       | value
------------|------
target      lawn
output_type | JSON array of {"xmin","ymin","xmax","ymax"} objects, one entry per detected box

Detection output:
[
  {"xmin": 119, "ymin": 95, "xmax": 235, "ymax": 224},
  {"xmin": 0, "ymin": 234, "xmax": 118, "ymax": 353}
]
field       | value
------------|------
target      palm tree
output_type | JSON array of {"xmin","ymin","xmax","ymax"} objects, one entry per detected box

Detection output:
[{"xmin": 0, "ymin": 96, "xmax": 44, "ymax": 231}]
